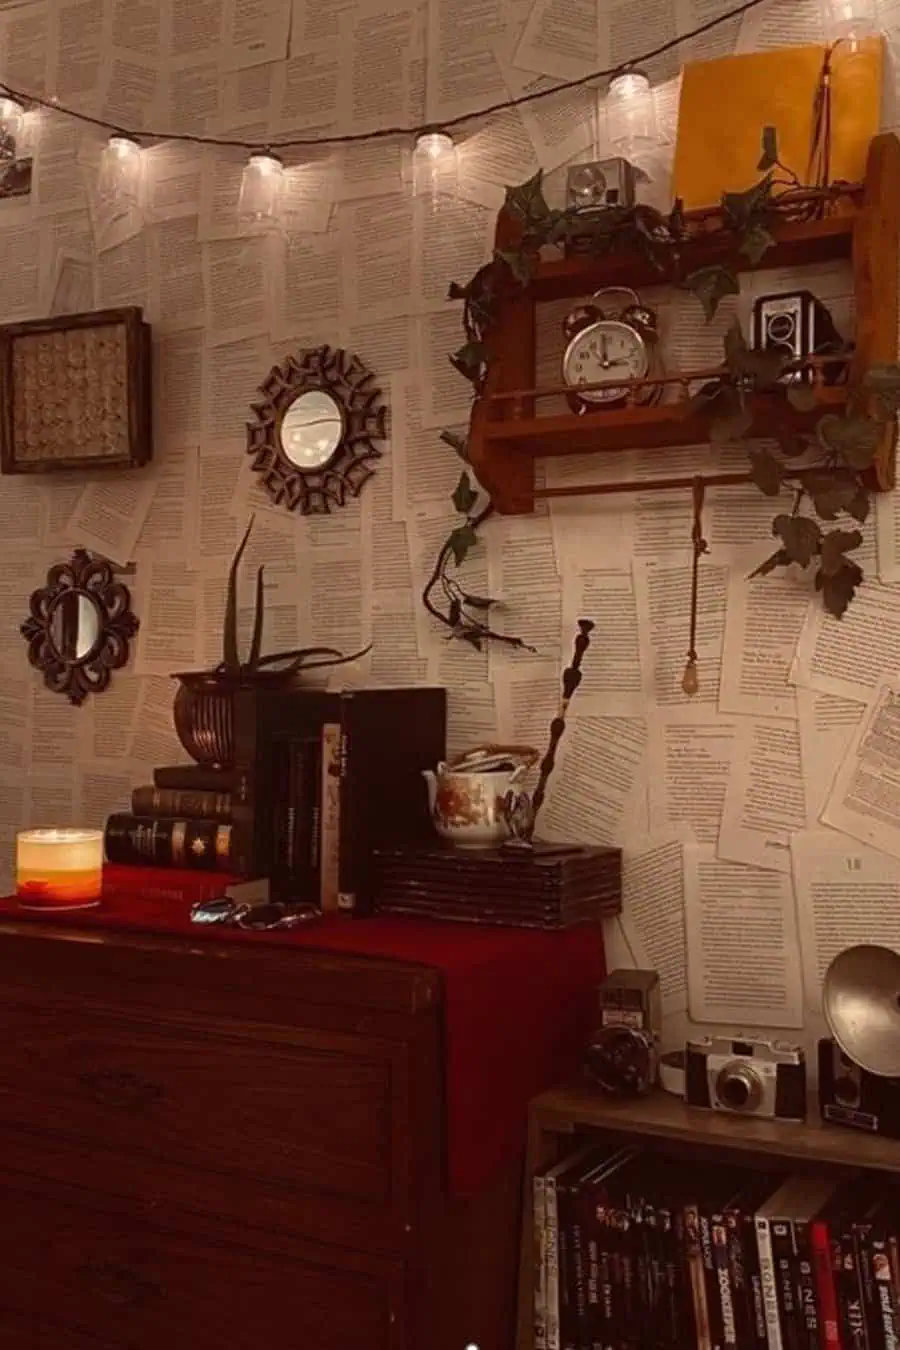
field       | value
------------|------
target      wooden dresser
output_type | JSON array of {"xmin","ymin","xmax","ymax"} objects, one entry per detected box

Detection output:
[{"xmin": 0, "ymin": 920, "xmax": 527, "ymax": 1350}]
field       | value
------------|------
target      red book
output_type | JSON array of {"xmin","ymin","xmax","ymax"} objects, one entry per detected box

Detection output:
[
  {"xmin": 101, "ymin": 863, "xmax": 255, "ymax": 905},
  {"xmin": 810, "ymin": 1218, "xmax": 843, "ymax": 1350}
]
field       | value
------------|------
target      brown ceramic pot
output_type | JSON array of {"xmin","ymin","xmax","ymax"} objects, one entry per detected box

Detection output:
[{"xmin": 171, "ymin": 670, "xmax": 298, "ymax": 768}]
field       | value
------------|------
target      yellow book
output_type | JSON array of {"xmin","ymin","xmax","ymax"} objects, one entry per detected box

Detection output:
[{"xmin": 672, "ymin": 38, "xmax": 884, "ymax": 211}]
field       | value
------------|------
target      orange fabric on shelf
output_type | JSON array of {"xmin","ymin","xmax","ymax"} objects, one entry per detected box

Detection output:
[{"xmin": 672, "ymin": 38, "xmax": 884, "ymax": 211}]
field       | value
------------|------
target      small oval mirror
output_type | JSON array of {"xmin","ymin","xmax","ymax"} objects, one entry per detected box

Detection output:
[
  {"xmin": 47, "ymin": 592, "xmax": 101, "ymax": 663},
  {"xmin": 279, "ymin": 390, "xmax": 343, "ymax": 471}
]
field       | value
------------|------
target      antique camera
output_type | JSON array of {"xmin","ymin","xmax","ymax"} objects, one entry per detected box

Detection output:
[
  {"xmin": 685, "ymin": 1035, "xmax": 807, "ymax": 1121},
  {"xmin": 819, "ymin": 1037, "xmax": 900, "ymax": 1138},
  {"xmin": 751, "ymin": 289, "xmax": 846, "ymax": 386},
  {"xmin": 584, "ymin": 969, "xmax": 660, "ymax": 1096},
  {"xmin": 565, "ymin": 158, "xmax": 637, "ymax": 256}
]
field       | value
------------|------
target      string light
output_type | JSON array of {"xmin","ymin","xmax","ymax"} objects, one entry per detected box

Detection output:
[
  {"xmin": 0, "ymin": 94, "xmax": 23, "ymax": 168},
  {"xmin": 412, "ymin": 131, "xmax": 458, "ymax": 203},
  {"xmin": 96, "ymin": 134, "xmax": 142, "ymax": 207},
  {"xmin": 605, "ymin": 71, "xmax": 659, "ymax": 160},
  {"xmin": 0, "ymin": 0, "xmax": 768, "ymax": 154},
  {"xmin": 820, "ymin": 0, "xmax": 877, "ymax": 38},
  {"xmin": 237, "ymin": 150, "xmax": 284, "ymax": 231}
]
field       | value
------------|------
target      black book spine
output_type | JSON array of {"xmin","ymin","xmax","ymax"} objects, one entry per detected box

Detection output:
[
  {"xmin": 794, "ymin": 1217, "xmax": 821, "ymax": 1350},
  {"xmin": 772, "ymin": 1219, "xmax": 802, "ymax": 1350},
  {"xmin": 699, "ymin": 1208, "xmax": 725, "ymax": 1350},
  {"xmin": 571, "ymin": 1177, "xmax": 592, "ymax": 1350},
  {"xmin": 104, "ymin": 814, "xmax": 233, "ymax": 872},
  {"xmin": 743, "ymin": 1207, "xmax": 768, "ymax": 1350},
  {"xmin": 837, "ymin": 1222, "xmax": 869, "ymax": 1350},
  {"xmin": 131, "ymin": 786, "xmax": 232, "ymax": 822},
  {"xmin": 675, "ymin": 1205, "xmax": 699, "ymax": 1350},
  {"xmin": 658, "ymin": 1202, "xmax": 679, "ymax": 1347},
  {"xmin": 854, "ymin": 1222, "xmax": 884, "ymax": 1350},
  {"xmin": 712, "ymin": 1212, "xmax": 738, "ymax": 1350},
  {"xmin": 724, "ymin": 1207, "xmax": 752, "ymax": 1350},
  {"xmin": 595, "ymin": 1201, "xmax": 614, "ymax": 1350},
  {"xmin": 558, "ymin": 1173, "xmax": 579, "ymax": 1350},
  {"xmin": 872, "ymin": 1234, "xmax": 898, "ymax": 1350}
]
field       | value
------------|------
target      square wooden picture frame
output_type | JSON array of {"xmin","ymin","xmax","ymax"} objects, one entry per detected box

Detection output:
[{"xmin": 0, "ymin": 306, "xmax": 153, "ymax": 474}]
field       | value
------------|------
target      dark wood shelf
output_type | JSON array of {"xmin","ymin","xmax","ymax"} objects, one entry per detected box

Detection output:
[
  {"xmin": 531, "ymin": 1081, "xmax": 900, "ymax": 1173},
  {"xmin": 484, "ymin": 386, "xmax": 847, "ymax": 458},
  {"xmin": 470, "ymin": 134, "xmax": 900, "ymax": 515},
  {"xmin": 530, "ymin": 214, "xmax": 856, "ymax": 305}
]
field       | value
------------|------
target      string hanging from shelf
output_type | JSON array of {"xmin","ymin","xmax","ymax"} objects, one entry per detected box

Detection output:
[{"xmin": 681, "ymin": 477, "xmax": 708, "ymax": 699}]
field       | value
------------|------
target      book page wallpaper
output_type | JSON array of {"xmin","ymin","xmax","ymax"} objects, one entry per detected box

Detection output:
[{"xmin": 2, "ymin": 0, "xmax": 900, "ymax": 1061}]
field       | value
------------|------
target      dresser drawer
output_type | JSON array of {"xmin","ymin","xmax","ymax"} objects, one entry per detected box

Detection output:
[
  {"xmin": 0, "ymin": 998, "xmax": 415, "ymax": 1251},
  {"xmin": 0, "ymin": 1176, "xmax": 405, "ymax": 1350}
]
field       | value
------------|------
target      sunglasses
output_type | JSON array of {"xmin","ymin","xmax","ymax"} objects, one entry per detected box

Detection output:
[{"xmin": 190, "ymin": 898, "xmax": 320, "ymax": 930}]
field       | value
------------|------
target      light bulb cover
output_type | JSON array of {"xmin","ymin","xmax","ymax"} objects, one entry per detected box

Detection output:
[
  {"xmin": 97, "ymin": 134, "xmax": 142, "ymax": 206},
  {"xmin": 0, "ymin": 94, "xmax": 24, "ymax": 164},
  {"xmin": 820, "ymin": 0, "xmax": 877, "ymax": 37},
  {"xmin": 412, "ymin": 130, "xmax": 458, "ymax": 202},
  {"xmin": 238, "ymin": 151, "xmax": 285, "ymax": 230},
  {"xmin": 605, "ymin": 68, "xmax": 659, "ymax": 159}
]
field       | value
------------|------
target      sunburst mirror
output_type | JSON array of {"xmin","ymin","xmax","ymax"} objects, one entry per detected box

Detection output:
[
  {"xmin": 246, "ymin": 345, "xmax": 387, "ymax": 515},
  {"xmin": 21, "ymin": 549, "xmax": 139, "ymax": 705}
]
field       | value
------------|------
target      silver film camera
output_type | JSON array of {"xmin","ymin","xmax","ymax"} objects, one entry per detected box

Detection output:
[{"xmin": 684, "ymin": 1035, "xmax": 806, "ymax": 1121}]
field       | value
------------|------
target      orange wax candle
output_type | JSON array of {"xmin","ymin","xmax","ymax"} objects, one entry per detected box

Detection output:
[{"xmin": 16, "ymin": 828, "xmax": 103, "ymax": 909}]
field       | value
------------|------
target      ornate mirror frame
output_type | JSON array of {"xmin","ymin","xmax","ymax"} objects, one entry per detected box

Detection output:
[
  {"xmin": 21, "ymin": 549, "xmax": 140, "ymax": 706},
  {"xmin": 246, "ymin": 344, "xmax": 387, "ymax": 515}
]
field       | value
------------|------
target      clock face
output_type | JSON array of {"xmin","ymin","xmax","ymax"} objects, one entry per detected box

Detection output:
[{"xmin": 562, "ymin": 319, "xmax": 649, "ymax": 405}]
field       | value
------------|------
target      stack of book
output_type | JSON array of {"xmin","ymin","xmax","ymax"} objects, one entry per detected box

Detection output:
[
  {"xmin": 103, "ymin": 762, "xmax": 245, "ymax": 876},
  {"xmin": 535, "ymin": 1144, "xmax": 899, "ymax": 1350}
]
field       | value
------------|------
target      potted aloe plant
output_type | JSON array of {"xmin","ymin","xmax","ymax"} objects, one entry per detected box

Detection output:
[{"xmin": 172, "ymin": 516, "xmax": 370, "ymax": 768}]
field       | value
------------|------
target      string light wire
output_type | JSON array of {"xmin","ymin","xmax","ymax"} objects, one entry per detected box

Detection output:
[{"xmin": 4, "ymin": 0, "xmax": 771, "ymax": 152}]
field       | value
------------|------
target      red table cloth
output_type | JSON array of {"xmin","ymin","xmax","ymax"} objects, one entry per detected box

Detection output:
[{"xmin": 0, "ymin": 886, "xmax": 606, "ymax": 1196}]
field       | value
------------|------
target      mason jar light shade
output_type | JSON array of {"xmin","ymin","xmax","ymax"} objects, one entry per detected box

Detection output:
[
  {"xmin": 0, "ymin": 96, "xmax": 23, "ymax": 165},
  {"xmin": 606, "ymin": 71, "xmax": 658, "ymax": 158},
  {"xmin": 412, "ymin": 131, "xmax": 458, "ymax": 202},
  {"xmin": 237, "ymin": 151, "xmax": 284, "ymax": 230},
  {"xmin": 97, "ymin": 135, "xmax": 142, "ymax": 206},
  {"xmin": 821, "ymin": 0, "xmax": 877, "ymax": 37}
]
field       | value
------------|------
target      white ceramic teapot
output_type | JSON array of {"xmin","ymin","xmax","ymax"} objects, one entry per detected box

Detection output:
[{"xmin": 421, "ymin": 744, "xmax": 538, "ymax": 848}]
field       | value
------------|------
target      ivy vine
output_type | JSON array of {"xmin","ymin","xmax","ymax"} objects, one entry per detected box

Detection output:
[{"xmin": 425, "ymin": 128, "xmax": 900, "ymax": 646}]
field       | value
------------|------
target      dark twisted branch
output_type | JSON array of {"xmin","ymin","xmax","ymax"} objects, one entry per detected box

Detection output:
[{"xmin": 528, "ymin": 618, "xmax": 594, "ymax": 836}]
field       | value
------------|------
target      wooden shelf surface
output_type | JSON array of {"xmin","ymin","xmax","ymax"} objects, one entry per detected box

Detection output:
[
  {"xmin": 483, "ymin": 386, "xmax": 847, "ymax": 458},
  {"xmin": 529, "ymin": 214, "xmax": 856, "ymax": 304},
  {"xmin": 532, "ymin": 1082, "xmax": 900, "ymax": 1174}
]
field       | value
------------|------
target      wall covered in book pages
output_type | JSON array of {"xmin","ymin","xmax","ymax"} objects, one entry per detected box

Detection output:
[{"xmin": 1, "ymin": 0, "xmax": 899, "ymax": 1059}]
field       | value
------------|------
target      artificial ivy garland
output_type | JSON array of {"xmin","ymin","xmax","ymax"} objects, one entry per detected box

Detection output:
[{"xmin": 423, "ymin": 129, "xmax": 900, "ymax": 650}]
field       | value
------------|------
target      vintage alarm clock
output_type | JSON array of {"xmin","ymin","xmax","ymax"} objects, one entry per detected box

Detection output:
[{"xmin": 562, "ymin": 286, "xmax": 662, "ymax": 414}]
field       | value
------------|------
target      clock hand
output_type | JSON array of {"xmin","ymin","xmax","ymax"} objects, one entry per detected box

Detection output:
[{"xmin": 600, "ymin": 334, "xmax": 610, "ymax": 368}]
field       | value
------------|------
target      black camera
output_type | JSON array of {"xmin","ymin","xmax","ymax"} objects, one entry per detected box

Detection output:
[
  {"xmin": 685, "ymin": 1035, "xmax": 806, "ymax": 1121},
  {"xmin": 818, "ymin": 1037, "xmax": 900, "ymax": 1138}
]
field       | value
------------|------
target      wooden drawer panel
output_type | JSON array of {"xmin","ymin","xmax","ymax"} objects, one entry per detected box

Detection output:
[
  {"xmin": 0, "ymin": 999, "xmax": 413, "ymax": 1249},
  {"xmin": 0, "ymin": 1178, "xmax": 404, "ymax": 1350}
]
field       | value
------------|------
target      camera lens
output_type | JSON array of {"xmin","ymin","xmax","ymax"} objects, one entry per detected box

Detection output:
[
  {"xmin": 714, "ymin": 1063, "xmax": 762, "ymax": 1112},
  {"xmin": 719, "ymin": 1075, "xmax": 750, "ymax": 1108},
  {"xmin": 833, "ymin": 1074, "xmax": 858, "ymax": 1106}
]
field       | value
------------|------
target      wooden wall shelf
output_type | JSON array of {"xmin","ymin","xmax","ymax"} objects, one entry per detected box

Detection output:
[
  {"xmin": 469, "ymin": 134, "xmax": 900, "ymax": 516},
  {"xmin": 515, "ymin": 1083, "xmax": 900, "ymax": 1350}
]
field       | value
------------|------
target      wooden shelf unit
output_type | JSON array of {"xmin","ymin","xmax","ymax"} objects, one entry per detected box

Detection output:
[
  {"xmin": 469, "ymin": 134, "xmax": 900, "ymax": 516},
  {"xmin": 516, "ymin": 1083, "xmax": 900, "ymax": 1350}
]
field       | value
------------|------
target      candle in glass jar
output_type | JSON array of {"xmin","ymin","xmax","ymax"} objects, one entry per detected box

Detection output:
[{"xmin": 16, "ymin": 828, "xmax": 103, "ymax": 909}]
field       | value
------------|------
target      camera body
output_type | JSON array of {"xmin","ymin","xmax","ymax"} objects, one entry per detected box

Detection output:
[
  {"xmin": 818, "ymin": 1037, "xmax": 900, "ymax": 1138},
  {"xmin": 750, "ymin": 289, "xmax": 845, "ymax": 385},
  {"xmin": 585, "ymin": 969, "xmax": 660, "ymax": 1096},
  {"xmin": 685, "ymin": 1035, "xmax": 806, "ymax": 1121}
]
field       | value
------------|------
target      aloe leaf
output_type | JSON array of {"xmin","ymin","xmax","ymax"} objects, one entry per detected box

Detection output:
[
  {"xmin": 292, "ymin": 643, "xmax": 372, "ymax": 671},
  {"xmin": 254, "ymin": 646, "xmax": 346, "ymax": 669},
  {"xmin": 247, "ymin": 565, "xmax": 265, "ymax": 669},
  {"xmin": 223, "ymin": 515, "xmax": 254, "ymax": 671}
]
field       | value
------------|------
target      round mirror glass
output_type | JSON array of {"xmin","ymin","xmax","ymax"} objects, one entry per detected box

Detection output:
[
  {"xmin": 48, "ymin": 592, "xmax": 101, "ymax": 663},
  {"xmin": 280, "ymin": 390, "xmax": 343, "ymax": 470}
]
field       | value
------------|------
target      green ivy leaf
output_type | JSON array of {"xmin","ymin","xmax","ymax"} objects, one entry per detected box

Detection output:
[
  {"xmin": 447, "ymin": 281, "xmax": 468, "ymax": 301},
  {"xmin": 818, "ymin": 557, "xmax": 864, "ymax": 619},
  {"xmin": 696, "ymin": 382, "xmax": 753, "ymax": 444},
  {"xmin": 847, "ymin": 487, "xmax": 871, "ymax": 524},
  {"xmin": 748, "ymin": 548, "xmax": 791, "ymax": 578},
  {"xmin": 449, "ymin": 341, "xmax": 486, "ymax": 384},
  {"xmin": 459, "ymin": 628, "xmax": 484, "ymax": 651},
  {"xmin": 773, "ymin": 513, "xmax": 822, "ymax": 567},
  {"xmin": 461, "ymin": 593, "xmax": 497, "ymax": 609},
  {"xmin": 685, "ymin": 264, "xmax": 740, "ymax": 320},
  {"xmin": 820, "ymin": 527, "xmax": 864, "ymax": 576},
  {"xmin": 747, "ymin": 448, "xmax": 783, "ymax": 497},
  {"xmin": 452, "ymin": 470, "xmax": 478, "ymax": 515},
  {"xmin": 816, "ymin": 413, "xmax": 881, "ymax": 470},
  {"xmin": 504, "ymin": 170, "xmax": 550, "ymax": 224},
  {"xmin": 724, "ymin": 320, "xmax": 788, "ymax": 390},
  {"xmin": 739, "ymin": 221, "xmax": 775, "ymax": 266},
  {"xmin": 448, "ymin": 523, "xmax": 478, "ymax": 566},
  {"xmin": 721, "ymin": 172, "xmax": 774, "ymax": 229},
  {"xmin": 440, "ymin": 429, "xmax": 469, "ymax": 460},
  {"xmin": 494, "ymin": 247, "xmax": 534, "ymax": 286},
  {"xmin": 804, "ymin": 471, "xmax": 862, "ymax": 521},
  {"xmin": 757, "ymin": 125, "xmax": 779, "ymax": 172},
  {"xmin": 786, "ymin": 383, "xmax": 819, "ymax": 412},
  {"xmin": 448, "ymin": 597, "xmax": 462, "ymax": 627}
]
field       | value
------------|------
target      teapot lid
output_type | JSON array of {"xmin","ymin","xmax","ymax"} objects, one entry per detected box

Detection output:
[{"xmin": 449, "ymin": 742, "xmax": 539, "ymax": 774}]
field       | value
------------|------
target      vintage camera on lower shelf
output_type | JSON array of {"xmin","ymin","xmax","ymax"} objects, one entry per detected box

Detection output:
[
  {"xmin": 684, "ymin": 1034, "xmax": 806, "ymax": 1121},
  {"xmin": 818, "ymin": 1036, "xmax": 900, "ymax": 1138},
  {"xmin": 584, "ymin": 968, "xmax": 660, "ymax": 1097}
]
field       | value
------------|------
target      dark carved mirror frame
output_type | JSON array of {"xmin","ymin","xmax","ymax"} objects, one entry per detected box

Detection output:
[
  {"xmin": 246, "ymin": 344, "xmax": 387, "ymax": 515},
  {"xmin": 21, "ymin": 549, "xmax": 140, "ymax": 706}
]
